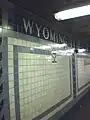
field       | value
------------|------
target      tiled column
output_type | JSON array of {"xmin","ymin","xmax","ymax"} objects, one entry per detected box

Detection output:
[
  {"xmin": 72, "ymin": 53, "xmax": 77, "ymax": 98},
  {"xmin": 0, "ymin": 36, "xmax": 4, "ymax": 120},
  {"xmin": 1, "ymin": 0, "xmax": 10, "ymax": 120}
]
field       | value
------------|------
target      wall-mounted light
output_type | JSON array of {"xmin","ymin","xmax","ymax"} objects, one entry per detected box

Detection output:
[
  {"xmin": 0, "ymin": 27, "xmax": 2, "ymax": 33},
  {"xmin": 54, "ymin": 5, "xmax": 90, "ymax": 20},
  {"xmin": 78, "ymin": 49, "xmax": 86, "ymax": 53},
  {"xmin": 0, "ymin": 28, "xmax": 2, "ymax": 33},
  {"xmin": 35, "ymin": 43, "xmax": 67, "ymax": 50},
  {"xmin": 52, "ymin": 48, "xmax": 86, "ymax": 56},
  {"xmin": 50, "ymin": 43, "xmax": 67, "ymax": 48},
  {"xmin": 35, "ymin": 45, "xmax": 51, "ymax": 50}
]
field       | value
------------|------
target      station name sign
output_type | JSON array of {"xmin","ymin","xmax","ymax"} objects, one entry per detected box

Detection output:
[{"xmin": 23, "ymin": 18, "xmax": 67, "ymax": 44}]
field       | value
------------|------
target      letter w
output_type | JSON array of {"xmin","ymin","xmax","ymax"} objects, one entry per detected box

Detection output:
[{"xmin": 23, "ymin": 18, "xmax": 33, "ymax": 34}]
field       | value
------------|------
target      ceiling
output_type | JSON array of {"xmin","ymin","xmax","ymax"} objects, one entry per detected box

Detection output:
[{"xmin": 8, "ymin": 0, "xmax": 90, "ymax": 48}]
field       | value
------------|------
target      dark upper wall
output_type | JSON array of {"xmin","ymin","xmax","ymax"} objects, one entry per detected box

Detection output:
[
  {"xmin": 7, "ymin": 0, "xmax": 71, "ymax": 36},
  {"xmin": 0, "ymin": 0, "xmax": 89, "ymax": 50}
]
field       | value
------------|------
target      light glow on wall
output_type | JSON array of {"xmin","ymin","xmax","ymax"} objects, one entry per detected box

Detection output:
[
  {"xmin": 54, "ymin": 5, "xmax": 90, "ymax": 20},
  {"xmin": 49, "ymin": 43, "xmax": 67, "ymax": 48},
  {"xmin": 35, "ymin": 43, "xmax": 67, "ymax": 50},
  {"xmin": 52, "ymin": 48, "xmax": 86, "ymax": 56},
  {"xmin": 78, "ymin": 49, "xmax": 86, "ymax": 53},
  {"xmin": 0, "ymin": 27, "xmax": 2, "ymax": 33}
]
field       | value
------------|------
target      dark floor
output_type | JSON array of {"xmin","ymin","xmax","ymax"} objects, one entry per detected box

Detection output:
[{"xmin": 60, "ymin": 92, "xmax": 90, "ymax": 120}]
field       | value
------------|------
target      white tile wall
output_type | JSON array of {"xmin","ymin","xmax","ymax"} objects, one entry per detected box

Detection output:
[
  {"xmin": 77, "ymin": 57, "xmax": 86, "ymax": 88},
  {"xmin": 77, "ymin": 56, "xmax": 90, "ymax": 93},
  {"xmin": 8, "ymin": 37, "xmax": 72, "ymax": 120},
  {"xmin": 18, "ymin": 53, "xmax": 71, "ymax": 120},
  {"xmin": 84, "ymin": 58, "xmax": 90, "ymax": 83}
]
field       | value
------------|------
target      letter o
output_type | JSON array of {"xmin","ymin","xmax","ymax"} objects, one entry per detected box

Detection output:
[{"xmin": 43, "ymin": 27, "xmax": 49, "ymax": 40}]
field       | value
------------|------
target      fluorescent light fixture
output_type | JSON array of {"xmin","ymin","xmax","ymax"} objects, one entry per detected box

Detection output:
[
  {"xmin": 0, "ymin": 28, "xmax": 2, "ymax": 33},
  {"xmin": 54, "ymin": 5, "xmax": 90, "ymax": 20},
  {"xmin": 78, "ymin": 49, "xmax": 86, "ymax": 53},
  {"xmin": 35, "ymin": 45, "xmax": 51, "ymax": 50},
  {"xmin": 58, "ymin": 48, "xmax": 85, "ymax": 54},
  {"xmin": 59, "ymin": 48, "xmax": 74, "ymax": 53},
  {"xmin": 78, "ymin": 53, "xmax": 87, "ymax": 56},
  {"xmin": 49, "ymin": 43, "xmax": 67, "ymax": 48},
  {"xmin": 52, "ymin": 48, "xmax": 86, "ymax": 56},
  {"xmin": 51, "ymin": 51, "xmax": 58, "ymax": 54},
  {"xmin": 36, "ymin": 43, "xmax": 67, "ymax": 50}
]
